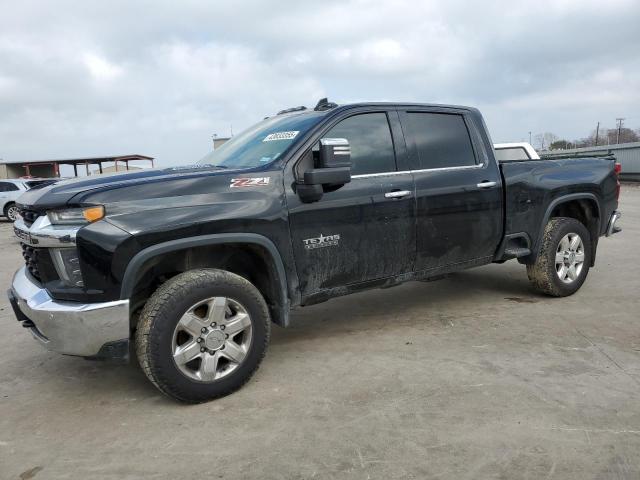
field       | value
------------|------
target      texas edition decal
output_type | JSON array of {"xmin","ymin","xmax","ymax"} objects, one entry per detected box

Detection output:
[{"xmin": 303, "ymin": 234, "xmax": 341, "ymax": 250}]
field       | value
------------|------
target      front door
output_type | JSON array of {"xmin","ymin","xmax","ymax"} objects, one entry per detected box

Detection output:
[{"xmin": 286, "ymin": 110, "xmax": 416, "ymax": 297}]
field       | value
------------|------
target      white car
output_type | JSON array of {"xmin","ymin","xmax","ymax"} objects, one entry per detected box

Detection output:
[
  {"xmin": 0, "ymin": 178, "xmax": 57, "ymax": 221},
  {"xmin": 493, "ymin": 142, "xmax": 540, "ymax": 161}
]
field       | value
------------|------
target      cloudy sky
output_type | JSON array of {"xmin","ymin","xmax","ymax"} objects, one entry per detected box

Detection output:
[{"xmin": 1, "ymin": 0, "xmax": 639, "ymax": 170}]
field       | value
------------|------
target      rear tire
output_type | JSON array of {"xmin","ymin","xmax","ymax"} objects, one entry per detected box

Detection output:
[
  {"xmin": 527, "ymin": 217, "xmax": 592, "ymax": 297},
  {"xmin": 135, "ymin": 269, "xmax": 270, "ymax": 403}
]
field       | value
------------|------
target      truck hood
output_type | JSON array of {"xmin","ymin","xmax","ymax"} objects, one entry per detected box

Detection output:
[{"xmin": 17, "ymin": 164, "xmax": 238, "ymax": 210}]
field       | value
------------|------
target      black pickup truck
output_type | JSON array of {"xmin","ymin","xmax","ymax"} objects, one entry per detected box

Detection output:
[{"xmin": 9, "ymin": 100, "xmax": 621, "ymax": 403}]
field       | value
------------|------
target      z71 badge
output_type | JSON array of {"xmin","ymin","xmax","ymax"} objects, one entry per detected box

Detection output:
[
  {"xmin": 230, "ymin": 177, "xmax": 270, "ymax": 188},
  {"xmin": 303, "ymin": 233, "xmax": 341, "ymax": 250}
]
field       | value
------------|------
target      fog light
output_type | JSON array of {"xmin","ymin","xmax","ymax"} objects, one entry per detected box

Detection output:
[{"xmin": 50, "ymin": 248, "xmax": 84, "ymax": 287}]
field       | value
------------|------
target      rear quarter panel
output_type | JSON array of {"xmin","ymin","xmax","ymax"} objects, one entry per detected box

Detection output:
[{"xmin": 501, "ymin": 157, "xmax": 618, "ymax": 245}]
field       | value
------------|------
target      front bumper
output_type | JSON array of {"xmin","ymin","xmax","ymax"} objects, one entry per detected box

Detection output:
[{"xmin": 8, "ymin": 266, "xmax": 130, "ymax": 358}]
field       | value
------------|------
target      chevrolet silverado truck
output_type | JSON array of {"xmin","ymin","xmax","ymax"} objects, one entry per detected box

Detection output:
[{"xmin": 8, "ymin": 99, "xmax": 622, "ymax": 403}]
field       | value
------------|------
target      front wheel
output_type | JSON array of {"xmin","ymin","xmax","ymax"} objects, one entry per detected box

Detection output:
[
  {"xmin": 526, "ymin": 217, "xmax": 592, "ymax": 297},
  {"xmin": 135, "ymin": 269, "xmax": 271, "ymax": 403},
  {"xmin": 4, "ymin": 203, "xmax": 19, "ymax": 222}
]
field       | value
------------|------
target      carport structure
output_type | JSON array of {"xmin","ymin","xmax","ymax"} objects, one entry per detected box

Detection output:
[{"xmin": 0, "ymin": 154, "xmax": 154, "ymax": 178}]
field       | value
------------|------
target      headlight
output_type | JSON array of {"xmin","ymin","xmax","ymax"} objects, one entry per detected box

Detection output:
[
  {"xmin": 47, "ymin": 206, "xmax": 105, "ymax": 225},
  {"xmin": 50, "ymin": 248, "xmax": 84, "ymax": 287}
]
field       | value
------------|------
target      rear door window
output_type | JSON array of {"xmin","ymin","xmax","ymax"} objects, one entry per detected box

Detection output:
[{"xmin": 403, "ymin": 112, "xmax": 477, "ymax": 170}]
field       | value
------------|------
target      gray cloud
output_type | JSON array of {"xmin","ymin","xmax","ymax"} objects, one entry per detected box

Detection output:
[{"xmin": 1, "ymin": 0, "xmax": 639, "ymax": 168}]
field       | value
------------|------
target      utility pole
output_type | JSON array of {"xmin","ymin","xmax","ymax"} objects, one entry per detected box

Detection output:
[
  {"xmin": 616, "ymin": 118, "xmax": 625, "ymax": 144},
  {"xmin": 528, "ymin": 131, "xmax": 532, "ymax": 144},
  {"xmin": 595, "ymin": 122, "xmax": 600, "ymax": 146}
]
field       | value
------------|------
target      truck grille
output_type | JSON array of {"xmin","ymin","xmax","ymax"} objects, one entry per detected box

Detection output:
[
  {"xmin": 21, "ymin": 243, "xmax": 42, "ymax": 282},
  {"xmin": 20, "ymin": 208, "xmax": 40, "ymax": 227}
]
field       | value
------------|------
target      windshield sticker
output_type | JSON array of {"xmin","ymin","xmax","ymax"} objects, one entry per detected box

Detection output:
[
  {"xmin": 230, "ymin": 177, "xmax": 270, "ymax": 188},
  {"xmin": 263, "ymin": 131, "xmax": 299, "ymax": 142}
]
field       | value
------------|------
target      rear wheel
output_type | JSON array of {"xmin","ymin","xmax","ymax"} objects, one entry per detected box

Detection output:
[
  {"xmin": 135, "ymin": 269, "xmax": 270, "ymax": 403},
  {"xmin": 527, "ymin": 217, "xmax": 592, "ymax": 297},
  {"xmin": 4, "ymin": 203, "xmax": 19, "ymax": 222}
]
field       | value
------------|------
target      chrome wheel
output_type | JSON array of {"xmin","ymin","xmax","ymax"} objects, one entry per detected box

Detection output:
[
  {"xmin": 555, "ymin": 233, "xmax": 585, "ymax": 284},
  {"xmin": 7, "ymin": 205, "xmax": 19, "ymax": 222},
  {"xmin": 172, "ymin": 296, "xmax": 253, "ymax": 382}
]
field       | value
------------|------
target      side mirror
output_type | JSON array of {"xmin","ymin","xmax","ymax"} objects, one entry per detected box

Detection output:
[
  {"xmin": 297, "ymin": 138, "xmax": 352, "ymax": 203},
  {"xmin": 318, "ymin": 138, "xmax": 351, "ymax": 168}
]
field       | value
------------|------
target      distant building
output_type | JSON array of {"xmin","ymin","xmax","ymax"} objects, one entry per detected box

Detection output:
[
  {"xmin": 541, "ymin": 142, "xmax": 640, "ymax": 181},
  {"xmin": 0, "ymin": 155, "xmax": 154, "ymax": 179},
  {"xmin": 213, "ymin": 137, "xmax": 230, "ymax": 150},
  {"xmin": 90, "ymin": 165, "xmax": 143, "ymax": 175}
]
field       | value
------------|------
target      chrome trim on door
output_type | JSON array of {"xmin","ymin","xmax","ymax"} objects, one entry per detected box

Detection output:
[
  {"xmin": 384, "ymin": 190, "xmax": 412, "ymax": 199},
  {"xmin": 477, "ymin": 181, "xmax": 497, "ymax": 189},
  {"xmin": 351, "ymin": 163, "xmax": 485, "ymax": 180},
  {"xmin": 352, "ymin": 171, "xmax": 410, "ymax": 179},
  {"xmin": 411, "ymin": 163, "xmax": 485, "ymax": 174}
]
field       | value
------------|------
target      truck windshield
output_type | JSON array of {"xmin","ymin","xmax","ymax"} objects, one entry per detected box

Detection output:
[{"xmin": 198, "ymin": 112, "xmax": 325, "ymax": 169}]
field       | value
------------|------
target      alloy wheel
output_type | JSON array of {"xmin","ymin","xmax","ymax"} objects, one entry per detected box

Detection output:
[
  {"xmin": 171, "ymin": 296, "xmax": 253, "ymax": 382},
  {"xmin": 7, "ymin": 205, "xmax": 19, "ymax": 222},
  {"xmin": 555, "ymin": 233, "xmax": 585, "ymax": 284}
]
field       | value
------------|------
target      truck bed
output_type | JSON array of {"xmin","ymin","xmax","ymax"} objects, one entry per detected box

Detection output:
[{"xmin": 500, "ymin": 156, "xmax": 619, "ymax": 251}]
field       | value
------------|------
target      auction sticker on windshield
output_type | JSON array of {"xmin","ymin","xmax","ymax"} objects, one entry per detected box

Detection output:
[{"xmin": 263, "ymin": 131, "xmax": 299, "ymax": 142}]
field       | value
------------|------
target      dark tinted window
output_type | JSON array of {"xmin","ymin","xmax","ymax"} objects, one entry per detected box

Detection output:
[
  {"xmin": 494, "ymin": 147, "xmax": 530, "ymax": 161},
  {"xmin": 324, "ymin": 113, "xmax": 396, "ymax": 175},
  {"xmin": 26, "ymin": 180, "xmax": 56, "ymax": 189},
  {"xmin": 404, "ymin": 112, "xmax": 476, "ymax": 169},
  {"xmin": 0, "ymin": 182, "xmax": 19, "ymax": 192}
]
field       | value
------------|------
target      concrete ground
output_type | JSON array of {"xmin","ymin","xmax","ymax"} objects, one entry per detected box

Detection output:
[{"xmin": 1, "ymin": 185, "xmax": 639, "ymax": 480}]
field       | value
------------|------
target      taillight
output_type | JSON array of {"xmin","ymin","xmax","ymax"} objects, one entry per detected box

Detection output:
[{"xmin": 614, "ymin": 162, "xmax": 621, "ymax": 201}]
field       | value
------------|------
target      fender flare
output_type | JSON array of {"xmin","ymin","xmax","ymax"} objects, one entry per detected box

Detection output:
[
  {"xmin": 120, "ymin": 233, "xmax": 291, "ymax": 326},
  {"xmin": 531, "ymin": 192, "xmax": 601, "ymax": 261}
]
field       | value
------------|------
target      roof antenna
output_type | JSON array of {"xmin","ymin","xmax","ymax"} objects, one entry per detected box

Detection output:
[{"xmin": 314, "ymin": 97, "xmax": 338, "ymax": 111}]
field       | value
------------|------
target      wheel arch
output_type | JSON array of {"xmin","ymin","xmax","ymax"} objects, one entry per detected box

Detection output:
[
  {"xmin": 121, "ymin": 233, "xmax": 290, "ymax": 327},
  {"xmin": 530, "ymin": 193, "xmax": 601, "ymax": 266}
]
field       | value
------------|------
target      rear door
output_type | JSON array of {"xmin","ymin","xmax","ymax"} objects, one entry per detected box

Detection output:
[
  {"xmin": 285, "ymin": 109, "xmax": 416, "ymax": 296},
  {"xmin": 398, "ymin": 109, "xmax": 503, "ymax": 272}
]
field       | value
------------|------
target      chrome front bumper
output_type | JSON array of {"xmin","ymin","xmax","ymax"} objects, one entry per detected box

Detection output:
[
  {"xmin": 9, "ymin": 266, "xmax": 130, "ymax": 357},
  {"xmin": 606, "ymin": 210, "xmax": 622, "ymax": 237}
]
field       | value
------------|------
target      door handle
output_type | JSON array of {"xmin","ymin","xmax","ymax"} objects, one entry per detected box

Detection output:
[
  {"xmin": 384, "ymin": 190, "xmax": 412, "ymax": 199},
  {"xmin": 477, "ymin": 181, "xmax": 497, "ymax": 189}
]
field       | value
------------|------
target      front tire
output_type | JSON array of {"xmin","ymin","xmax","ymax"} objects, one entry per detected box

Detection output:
[
  {"xmin": 4, "ymin": 203, "xmax": 19, "ymax": 222},
  {"xmin": 526, "ymin": 217, "xmax": 592, "ymax": 297},
  {"xmin": 135, "ymin": 269, "xmax": 271, "ymax": 403}
]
